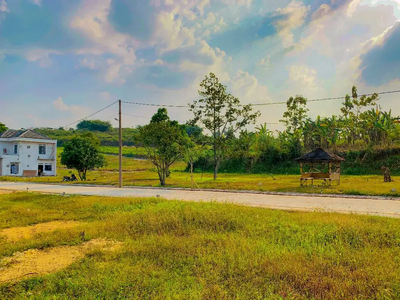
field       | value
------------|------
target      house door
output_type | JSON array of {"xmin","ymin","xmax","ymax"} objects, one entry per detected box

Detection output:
[{"xmin": 38, "ymin": 164, "xmax": 43, "ymax": 176}]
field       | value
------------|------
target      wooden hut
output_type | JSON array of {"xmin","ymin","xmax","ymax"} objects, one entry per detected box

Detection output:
[{"xmin": 295, "ymin": 148, "xmax": 345, "ymax": 186}]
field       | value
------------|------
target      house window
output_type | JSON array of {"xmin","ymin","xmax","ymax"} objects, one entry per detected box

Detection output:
[
  {"xmin": 14, "ymin": 144, "xmax": 18, "ymax": 154},
  {"xmin": 45, "ymin": 164, "xmax": 52, "ymax": 171},
  {"xmin": 39, "ymin": 145, "xmax": 46, "ymax": 155},
  {"xmin": 10, "ymin": 164, "xmax": 19, "ymax": 174}
]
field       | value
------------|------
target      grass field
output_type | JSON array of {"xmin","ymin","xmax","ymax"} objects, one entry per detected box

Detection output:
[
  {"xmin": 99, "ymin": 146, "xmax": 148, "ymax": 158},
  {"xmin": 1, "ymin": 151, "xmax": 400, "ymax": 198},
  {"xmin": 1, "ymin": 192, "xmax": 400, "ymax": 299}
]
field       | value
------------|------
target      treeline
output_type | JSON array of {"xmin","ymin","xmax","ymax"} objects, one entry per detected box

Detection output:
[
  {"xmin": 35, "ymin": 121, "xmax": 140, "ymax": 147},
  {"xmin": 190, "ymin": 86, "xmax": 400, "ymax": 175},
  {"xmin": 134, "ymin": 74, "xmax": 400, "ymax": 183}
]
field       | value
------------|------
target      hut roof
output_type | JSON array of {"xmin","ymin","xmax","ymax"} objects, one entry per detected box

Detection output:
[{"xmin": 295, "ymin": 148, "xmax": 345, "ymax": 163}]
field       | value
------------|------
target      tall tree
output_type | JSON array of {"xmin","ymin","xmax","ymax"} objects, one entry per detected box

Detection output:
[
  {"xmin": 189, "ymin": 73, "xmax": 260, "ymax": 180},
  {"xmin": 139, "ymin": 109, "xmax": 189, "ymax": 186},
  {"xmin": 61, "ymin": 133, "xmax": 105, "ymax": 180},
  {"xmin": 280, "ymin": 96, "xmax": 309, "ymax": 133},
  {"xmin": 280, "ymin": 96, "xmax": 308, "ymax": 155},
  {"xmin": 341, "ymin": 86, "xmax": 379, "ymax": 144}
]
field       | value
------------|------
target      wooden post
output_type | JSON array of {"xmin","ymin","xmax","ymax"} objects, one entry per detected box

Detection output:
[
  {"xmin": 300, "ymin": 163, "xmax": 303, "ymax": 174},
  {"xmin": 118, "ymin": 99, "xmax": 122, "ymax": 188}
]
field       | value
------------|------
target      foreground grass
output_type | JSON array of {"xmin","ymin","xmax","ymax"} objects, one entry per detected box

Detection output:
[{"xmin": 1, "ymin": 192, "xmax": 400, "ymax": 299}]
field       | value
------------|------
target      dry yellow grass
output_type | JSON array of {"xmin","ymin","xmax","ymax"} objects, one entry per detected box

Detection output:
[{"xmin": 0, "ymin": 221, "xmax": 82, "ymax": 242}]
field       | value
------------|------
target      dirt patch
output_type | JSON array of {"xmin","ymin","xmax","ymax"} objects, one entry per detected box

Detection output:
[
  {"xmin": 1, "ymin": 221, "xmax": 82, "ymax": 242},
  {"xmin": 0, "ymin": 239, "xmax": 122, "ymax": 284}
]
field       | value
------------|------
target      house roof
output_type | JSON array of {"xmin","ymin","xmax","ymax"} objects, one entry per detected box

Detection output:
[
  {"xmin": 0, "ymin": 129, "xmax": 52, "ymax": 140},
  {"xmin": 295, "ymin": 148, "xmax": 345, "ymax": 163}
]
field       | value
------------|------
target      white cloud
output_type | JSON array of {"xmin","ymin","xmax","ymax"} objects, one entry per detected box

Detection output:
[
  {"xmin": 311, "ymin": 3, "xmax": 331, "ymax": 20},
  {"xmin": 347, "ymin": 20, "xmax": 400, "ymax": 82},
  {"xmin": 25, "ymin": 49, "xmax": 61, "ymax": 67},
  {"xmin": 230, "ymin": 70, "xmax": 270, "ymax": 103},
  {"xmin": 275, "ymin": 0, "xmax": 310, "ymax": 47},
  {"xmin": 178, "ymin": 41, "xmax": 230, "ymax": 83},
  {"xmin": 53, "ymin": 97, "xmax": 92, "ymax": 118},
  {"xmin": 155, "ymin": 10, "xmax": 196, "ymax": 53},
  {"xmin": 220, "ymin": 0, "xmax": 252, "ymax": 7},
  {"xmin": 154, "ymin": 59, "xmax": 165, "ymax": 65},
  {"xmin": 257, "ymin": 55, "xmax": 270, "ymax": 68},
  {"xmin": 53, "ymin": 97, "xmax": 70, "ymax": 111},
  {"xmin": 0, "ymin": 0, "xmax": 9, "ymax": 13},
  {"xmin": 70, "ymin": 0, "xmax": 137, "ymax": 83},
  {"xmin": 204, "ymin": 12, "xmax": 216, "ymax": 26},
  {"xmin": 347, "ymin": 0, "xmax": 362, "ymax": 16},
  {"xmin": 79, "ymin": 58, "xmax": 98, "ymax": 70},
  {"xmin": 289, "ymin": 65, "xmax": 318, "ymax": 90}
]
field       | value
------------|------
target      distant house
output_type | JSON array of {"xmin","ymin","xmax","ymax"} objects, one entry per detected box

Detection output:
[{"xmin": 0, "ymin": 129, "xmax": 57, "ymax": 177}]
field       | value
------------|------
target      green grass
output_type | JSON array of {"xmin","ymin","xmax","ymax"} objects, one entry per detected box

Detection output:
[
  {"xmin": 1, "ymin": 192, "xmax": 400, "ymax": 299},
  {"xmin": 99, "ymin": 146, "xmax": 148, "ymax": 158},
  {"xmin": 2, "ymin": 151, "xmax": 400, "ymax": 197}
]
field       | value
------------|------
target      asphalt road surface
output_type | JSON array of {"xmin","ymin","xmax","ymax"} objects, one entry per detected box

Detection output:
[{"xmin": 1, "ymin": 182, "xmax": 400, "ymax": 218}]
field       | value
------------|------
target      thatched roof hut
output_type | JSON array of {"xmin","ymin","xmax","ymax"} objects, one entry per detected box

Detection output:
[
  {"xmin": 295, "ymin": 148, "xmax": 345, "ymax": 164},
  {"xmin": 295, "ymin": 148, "xmax": 345, "ymax": 186}
]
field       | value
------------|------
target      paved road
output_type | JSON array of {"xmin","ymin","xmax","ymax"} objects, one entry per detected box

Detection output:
[{"xmin": 1, "ymin": 182, "xmax": 400, "ymax": 218}]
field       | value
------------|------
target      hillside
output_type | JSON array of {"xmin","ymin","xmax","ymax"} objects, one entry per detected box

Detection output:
[{"xmin": 35, "ymin": 127, "xmax": 139, "ymax": 147}]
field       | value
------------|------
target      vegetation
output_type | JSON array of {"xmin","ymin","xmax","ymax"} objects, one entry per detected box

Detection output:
[
  {"xmin": 2, "ymin": 151, "xmax": 400, "ymax": 198},
  {"xmin": 60, "ymin": 134, "xmax": 105, "ymax": 181},
  {"xmin": 138, "ymin": 109, "xmax": 190, "ymax": 186},
  {"xmin": 0, "ymin": 122, "xmax": 7, "ymax": 134},
  {"xmin": 189, "ymin": 72, "xmax": 260, "ymax": 179},
  {"xmin": 76, "ymin": 119, "xmax": 112, "ymax": 132},
  {"xmin": 35, "ymin": 127, "xmax": 140, "ymax": 147},
  {"xmin": 1, "ymin": 192, "xmax": 400, "ymax": 299}
]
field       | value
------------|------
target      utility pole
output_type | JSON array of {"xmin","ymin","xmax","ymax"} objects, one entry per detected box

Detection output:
[{"xmin": 118, "ymin": 99, "xmax": 122, "ymax": 188}]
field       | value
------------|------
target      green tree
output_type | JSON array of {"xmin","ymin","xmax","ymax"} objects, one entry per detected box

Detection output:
[
  {"xmin": 280, "ymin": 95, "xmax": 308, "ymax": 155},
  {"xmin": 280, "ymin": 96, "xmax": 309, "ymax": 133},
  {"xmin": 60, "ymin": 133, "xmax": 105, "ymax": 180},
  {"xmin": 77, "ymin": 120, "xmax": 112, "ymax": 132},
  {"xmin": 0, "ymin": 122, "xmax": 8, "ymax": 134},
  {"xmin": 189, "ymin": 72, "xmax": 260, "ymax": 180},
  {"xmin": 150, "ymin": 108, "xmax": 170, "ymax": 124},
  {"xmin": 139, "ymin": 109, "xmax": 189, "ymax": 186},
  {"xmin": 341, "ymin": 86, "xmax": 379, "ymax": 145}
]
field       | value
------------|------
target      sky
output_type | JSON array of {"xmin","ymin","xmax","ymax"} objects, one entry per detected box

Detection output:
[{"xmin": 0, "ymin": 0, "xmax": 400, "ymax": 131}]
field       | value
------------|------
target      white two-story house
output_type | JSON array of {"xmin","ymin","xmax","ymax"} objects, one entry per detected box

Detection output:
[{"xmin": 0, "ymin": 129, "xmax": 57, "ymax": 177}]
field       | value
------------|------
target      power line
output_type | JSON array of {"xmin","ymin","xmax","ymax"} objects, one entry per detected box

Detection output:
[
  {"xmin": 251, "ymin": 89, "xmax": 400, "ymax": 106},
  {"xmin": 62, "ymin": 101, "xmax": 118, "ymax": 128},
  {"xmin": 121, "ymin": 113, "xmax": 149, "ymax": 119},
  {"xmin": 122, "ymin": 100, "xmax": 187, "ymax": 108},
  {"xmin": 122, "ymin": 89, "xmax": 400, "ymax": 108}
]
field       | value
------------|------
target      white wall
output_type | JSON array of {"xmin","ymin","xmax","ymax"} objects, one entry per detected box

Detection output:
[{"xmin": 0, "ymin": 140, "xmax": 57, "ymax": 177}]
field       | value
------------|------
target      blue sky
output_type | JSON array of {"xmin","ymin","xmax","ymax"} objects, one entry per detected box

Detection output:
[{"xmin": 0, "ymin": 0, "xmax": 400, "ymax": 130}]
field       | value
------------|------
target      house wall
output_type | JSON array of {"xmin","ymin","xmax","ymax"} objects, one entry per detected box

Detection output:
[{"xmin": 0, "ymin": 139, "xmax": 57, "ymax": 177}]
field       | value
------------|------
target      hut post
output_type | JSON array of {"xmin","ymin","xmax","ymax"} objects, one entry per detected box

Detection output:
[
  {"xmin": 300, "ymin": 163, "xmax": 303, "ymax": 174},
  {"xmin": 328, "ymin": 163, "xmax": 332, "ymax": 175}
]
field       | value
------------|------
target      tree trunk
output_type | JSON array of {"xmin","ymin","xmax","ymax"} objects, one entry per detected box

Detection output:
[
  {"xmin": 214, "ymin": 158, "xmax": 220, "ymax": 180},
  {"xmin": 157, "ymin": 169, "xmax": 164, "ymax": 186},
  {"xmin": 213, "ymin": 136, "xmax": 217, "ymax": 180},
  {"xmin": 190, "ymin": 162, "xmax": 194, "ymax": 188}
]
